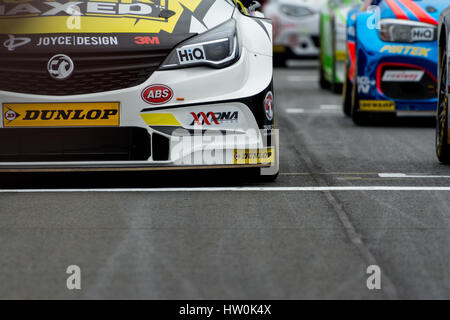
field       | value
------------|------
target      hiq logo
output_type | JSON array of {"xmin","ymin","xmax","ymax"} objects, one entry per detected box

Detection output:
[
  {"xmin": 177, "ymin": 45, "xmax": 206, "ymax": 64},
  {"xmin": 411, "ymin": 28, "xmax": 434, "ymax": 41}
]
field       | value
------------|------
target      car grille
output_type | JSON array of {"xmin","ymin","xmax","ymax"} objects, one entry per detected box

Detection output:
[
  {"xmin": 379, "ymin": 64, "xmax": 437, "ymax": 100},
  {"xmin": 0, "ymin": 127, "xmax": 151, "ymax": 162},
  {"xmin": 0, "ymin": 50, "xmax": 171, "ymax": 96}
]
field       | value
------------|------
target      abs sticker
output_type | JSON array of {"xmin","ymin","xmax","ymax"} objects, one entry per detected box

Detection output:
[{"xmin": 141, "ymin": 85, "xmax": 173, "ymax": 105}]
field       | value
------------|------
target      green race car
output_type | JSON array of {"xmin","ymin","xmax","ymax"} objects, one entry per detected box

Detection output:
[{"xmin": 319, "ymin": 0, "xmax": 359, "ymax": 93}]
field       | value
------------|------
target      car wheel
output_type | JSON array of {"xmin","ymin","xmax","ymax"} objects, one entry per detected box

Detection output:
[
  {"xmin": 319, "ymin": 15, "xmax": 331, "ymax": 90},
  {"xmin": 350, "ymin": 52, "xmax": 369, "ymax": 126},
  {"xmin": 436, "ymin": 45, "xmax": 450, "ymax": 164},
  {"xmin": 342, "ymin": 60, "xmax": 352, "ymax": 117},
  {"xmin": 319, "ymin": 64, "xmax": 330, "ymax": 89},
  {"xmin": 273, "ymin": 54, "xmax": 287, "ymax": 68},
  {"xmin": 331, "ymin": 19, "xmax": 342, "ymax": 94}
]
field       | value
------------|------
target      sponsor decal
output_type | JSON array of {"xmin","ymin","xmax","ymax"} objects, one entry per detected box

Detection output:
[
  {"xmin": 3, "ymin": 34, "xmax": 31, "ymax": 51},
  {"xmin": 264, "ymin": 91, "xmax": 274, "ymax": 121},
  {"xmin": 0, "ymin": 1, "xmax": 159, "ymax": 20},
  {"xmin": 141, "ymin": 113, "xmax": 180, "ymax": 126},
  {"xmin": 273, "ymin": 45, "xmax": 286, "ymax": 53},
  {"xmin": 189, "ymin": 111, "xmax": 239, "ymax": 126},
  {"xmin": 135, "ymin": 36, "xmax": 160, "ymax": 45},
  {"xmin": 335, "ymin": 50, "xmax": 347, "ymax": 61},
  {"xmin": 2, "ymin": 102, "xmax": 120, "ymax": 127},
  {"xmin": 47, "ymin": 54, "xmax": 74, "ymax": 80},
  {"xmin": 359, "ymin": 100, "xmax": 395, "ymax": 112},
  {"xmin": 411, "ymin": 27, "xmax": 434, "ymax": 42},
  {"xmin": 234, "ymin": 148, "xmax": 274, "ymax": 165},
  {"xmin": 380, "ymin": 45, "xmax": 431, "ymax": 57},
  {"xmin": 382, "ymin": 70, "xmax": 424, "ymax": 82},
  {"xmin": 37, "ymin": 36, "xmax": 118, "ymax": 47},
  {"xmin": 0, "ymin": 0, "xmax": 205, "ymax": 34},
  {"xmin": 177, "ymin": 45, "xmax": 206, "ymax": 64},
  {"xmin": 357, "ymin": 76, "xmax": 375, "ymax": 94},
  {"xmin": 5, "ymin": 109, "xmax": 18, "ymax": 122},
  {"xmin": 141, "ymin": 85, "xmax": 173, "ymax": 105}
]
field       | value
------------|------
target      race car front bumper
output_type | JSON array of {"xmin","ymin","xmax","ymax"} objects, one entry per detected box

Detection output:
[
  {"xmin": 0, "ymin": 48, "xmax": 278, "ymax": 173},
  {"xmin": 273, "ymin": 14, "xmax": 320, "ymax": 58},
  {"xmin": 355, "ymin": 34, "xmax": 438, "ymax": 115}
]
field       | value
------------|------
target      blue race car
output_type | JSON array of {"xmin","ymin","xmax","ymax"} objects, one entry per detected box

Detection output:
[{"xmin": 342, "ymin": 0, "xmax": 448, "ymax": 125}]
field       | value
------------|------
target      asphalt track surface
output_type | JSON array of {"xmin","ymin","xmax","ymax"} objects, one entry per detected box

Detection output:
[{"xmin": 1, "ymin": 62, "xmax": 450, "ymax": 299}]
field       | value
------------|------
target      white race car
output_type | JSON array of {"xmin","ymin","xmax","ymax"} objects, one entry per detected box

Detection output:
[
  {"xmin": 0, "ymin": 0, "xmax": 278, "ymax": 179},
  {"xmin": 264, "ymin": 0, "xmax": 327, "ymax": 66}
]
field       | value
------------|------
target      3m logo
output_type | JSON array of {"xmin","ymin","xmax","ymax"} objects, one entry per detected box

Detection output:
[
  {"xmin": 189, "ymin": 111, "xmax": 238, "ymax": 126},
  {"xmin": 135, "ymin": 36, "xmax": 160, "ymax": 45},
  {"xmin": 3, "ymin": 102, "xmax": 120, "ymax": 127}
]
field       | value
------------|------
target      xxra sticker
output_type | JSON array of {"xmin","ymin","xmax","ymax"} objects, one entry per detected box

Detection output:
[{"xmin": 177, "ymin": 45, "xmax": 206, "ymax": 65}]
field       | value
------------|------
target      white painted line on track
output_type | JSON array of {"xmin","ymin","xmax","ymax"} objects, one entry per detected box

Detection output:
[
  {"xmin": 285, "ymin": 108, "xmax": 340, "ymax": 114},
  {"xmin": 287, "ymin": 76, "xmax": 318, "ymax": 82},
  {"xmin": 1, "ymin": 186, "xmax": 450, "ymax": 193},
  {"xmin": 320, "ymin": 104, "xmax": 340, "ymax": 110},
  {"xmin": 286, "ymin": 108, "xmax": 305, "ymax": 114},
  {"xmin": 379, "ymin": 173, "xmax": 450, "ymax": 179}
]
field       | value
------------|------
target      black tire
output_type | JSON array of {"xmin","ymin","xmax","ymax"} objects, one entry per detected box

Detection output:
[
  {"xmin": 319, "ymin": 15, "xmax": 331, "ymax": 90},
  {"xmin": 319, "ymin": 65, "xmax": 330, "ymax": 89},
  {"xmin": 333, "ymin": 82, "xmax": 343, "ymax": 94},
  {"xmin": 342, "ymin": 59, "xmax": 352, "ymax": 117},
  {"xmin": 273, "ymin": 54, "xmax": 287, "ymax": 68},
  {"xmin": 331, "ymin": 19, "xmax": 342, "ymax": 94},
  {"xmin": 256, "ymin": 171, "xmax": 279, "ymax": 182},
  {"xmin": 436, "ymin": 45, "xmax": 450, "ymax": 163},
  {"xmin": 350, "ymin": 50, "xmax": 369, "ymax": 126}
]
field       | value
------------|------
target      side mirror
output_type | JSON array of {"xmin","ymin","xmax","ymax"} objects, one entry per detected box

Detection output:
[
  {"xmin": 248, "ymin": 1, "xmax": 261, "ymax": 12},
  {"xmin": 240, "ymin": 0, "xmax": 254, "ymax": 8}
]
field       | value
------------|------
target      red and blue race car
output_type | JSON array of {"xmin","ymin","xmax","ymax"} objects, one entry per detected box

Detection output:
[{"xmin": 343, "ymin": 0, "xmax": 448, "ymax": 125}]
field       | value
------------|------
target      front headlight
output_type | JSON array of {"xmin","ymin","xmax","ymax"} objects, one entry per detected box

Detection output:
[
  {"xmin": 159, "ymin": 19, "xmax": 239, "ymax": 70},
  {"xmin": 379, "ymin": 19, "xmax": 436, "ymax": 43}
]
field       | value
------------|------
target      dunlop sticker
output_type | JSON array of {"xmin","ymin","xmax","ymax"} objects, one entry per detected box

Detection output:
[
  {"xmin": 234, "ymin": 148, "xmax": 274, "ymax": 165},
  {"xmin": 3, "ymin": 102, "xmax": 120, "ymax": 127},
  {"xmin": 359, "ymin": 100, "xmax": 395, "ymax": 112}
]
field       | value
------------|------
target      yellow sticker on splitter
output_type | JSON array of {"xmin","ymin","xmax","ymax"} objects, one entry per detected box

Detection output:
[
  {"xmin": 3, "ymin": 102, "xmax": 120, "ymax": 127},
  {"xmin": 359, "ymin": 100, "xmax": 396, "ymax": 111},
  {"xmin": 234, "ymin": 148, "xmax": 274, "ymax": 165}
]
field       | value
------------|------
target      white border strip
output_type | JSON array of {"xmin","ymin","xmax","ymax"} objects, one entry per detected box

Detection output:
[
  {"xmin": 1, "ymin": 186, "xmax": 450, "ymax": 193},
  {"xmin": 379, "ymin": 173, "xmax": 450, "ymax": 179}
]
